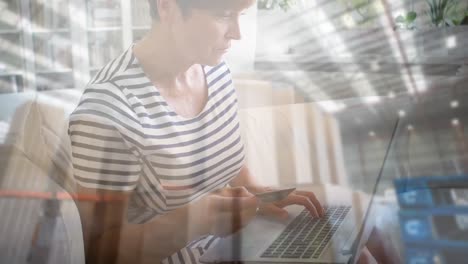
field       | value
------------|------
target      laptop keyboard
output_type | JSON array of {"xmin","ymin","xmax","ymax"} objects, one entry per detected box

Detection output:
[{"xmin": 260, "ymin": 205, "xmax": 351, "ymax": 259}]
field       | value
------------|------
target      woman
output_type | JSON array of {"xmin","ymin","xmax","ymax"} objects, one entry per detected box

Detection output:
[{"xmin": 69, "ymin": 0, "xmax": 390, "ymax": 263}]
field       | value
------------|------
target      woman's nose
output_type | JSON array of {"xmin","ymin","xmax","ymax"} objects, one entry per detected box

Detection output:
[{"xmin": 226, "ymin": 19, "xmax": 242, "ymax": 40}]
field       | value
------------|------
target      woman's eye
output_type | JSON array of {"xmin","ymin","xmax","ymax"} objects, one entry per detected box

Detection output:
[
  {"xmin": 219, "ymin": 13, "xmax": 232, "ymax": 18},
  {"xmin": 213, "ymin": 10, "xmax": 244, "ymax": 20},
  {"xmin": 213, "ymin": 11, "xmax": 233, "ymax": 19}
]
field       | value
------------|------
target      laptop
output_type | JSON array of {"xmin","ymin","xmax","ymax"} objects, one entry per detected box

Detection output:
[{"xmin": 200, "ymin": 113, "xmax": 401, "ymax": 264}]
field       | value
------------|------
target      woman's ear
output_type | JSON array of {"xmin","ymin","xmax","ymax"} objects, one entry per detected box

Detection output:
[{"xmin": 156, "ymin": 0, "xmax": 181, "ymax": 24}]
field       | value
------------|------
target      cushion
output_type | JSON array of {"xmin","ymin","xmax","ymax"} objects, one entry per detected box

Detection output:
[{"xmin": 34, "ymin": 92, "xmax": 81, "ymax": 193}]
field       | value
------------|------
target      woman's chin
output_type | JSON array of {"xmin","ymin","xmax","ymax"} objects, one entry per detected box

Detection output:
[{"xmin": 204, "ymin": 55, "xmax": 225, "ymax": 67}]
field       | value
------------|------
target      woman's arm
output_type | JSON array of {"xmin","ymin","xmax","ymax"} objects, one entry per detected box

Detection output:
[{"xmin": 76, "ymin": 186, "xmax": 213, "ymax": 264}]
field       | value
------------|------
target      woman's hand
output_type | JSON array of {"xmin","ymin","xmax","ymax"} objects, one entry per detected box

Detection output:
[
  {"xmin": 204, "ymin": 187, "xmax": 259, "ymax": 237},
  {"xmin": 250, "ymin": 187, "xmax": 324, "ymax": 221}
]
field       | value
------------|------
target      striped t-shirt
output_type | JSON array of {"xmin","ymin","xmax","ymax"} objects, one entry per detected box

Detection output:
[{"xmin": 69, "ymin": 46, "xmax": 245, "ymax": 263}]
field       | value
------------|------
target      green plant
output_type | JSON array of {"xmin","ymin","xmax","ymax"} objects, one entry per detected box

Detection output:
[
  {"xmin": 257, "ymin": 0, "xmax": 298, "ymax": 12},
  {"xmin": 339, "ymin": 0, "xmax": 383, "ymax": 27},
  {"xmin": 395, "ymin": 11, "xmax": 418, "ymax": 30},
  {"xmin": 459, "ymin": 9, "xmax": 468, "ymax": 25},
  {"xmin": 426, "ymin": 0, "xmax": 466, "ymax": 27}
]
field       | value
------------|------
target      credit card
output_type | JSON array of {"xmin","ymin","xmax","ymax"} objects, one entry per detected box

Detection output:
[{"xmin": 255, "ymin": 188, "xmax": 296, "ymax": 203}]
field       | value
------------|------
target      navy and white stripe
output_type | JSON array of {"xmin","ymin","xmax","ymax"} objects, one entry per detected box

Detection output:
[{"xmin": 69, "ymin": 46, "xmax": 244, "ymax": 264}]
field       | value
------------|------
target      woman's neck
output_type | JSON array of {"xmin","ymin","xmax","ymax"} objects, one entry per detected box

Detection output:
[{"xmin": 133, "ymin": 25, "xmax": 196, "ymax": 88}]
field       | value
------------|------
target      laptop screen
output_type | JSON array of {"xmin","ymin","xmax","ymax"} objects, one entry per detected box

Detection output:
[{"xmin": 347, "ymin": 113, "xmax": 402, "ymax": 264}]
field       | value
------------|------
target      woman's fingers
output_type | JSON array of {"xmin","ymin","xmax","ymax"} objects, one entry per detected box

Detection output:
[
  {"xmin": 275, "ymin": 194, "xmax": 320, "ymax": 218},
  {"xmin": 209, "ymin": 187, "xmax": 324, "ymax": 236},
  {"xmin": 294, "ymin": 190, "xmax": 324, "ymax": 216},
  {"xmin": 256, "ymin": 189, "xmax": 323, "ymax": 219}
]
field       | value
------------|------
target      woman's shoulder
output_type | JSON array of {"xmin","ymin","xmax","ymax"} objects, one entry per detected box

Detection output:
[
  {"xmin": 78, "ymin": 46, "xmax": 137, "ymax": 107},
  {"xmin": 88, "ymin": 46, "xmax": 136, "ymax": 85},
  {"xmin": 79, "ymin": 81, "xmax": 131, "ymax": 108},
  {"xmin": 70, "ymin": 81, "xmax": 137, "ymax": 127}
]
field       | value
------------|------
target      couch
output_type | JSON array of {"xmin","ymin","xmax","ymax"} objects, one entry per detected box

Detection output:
[{"xmin": 0, "ymin": 80, "xmax": 349, "ymax": 263}]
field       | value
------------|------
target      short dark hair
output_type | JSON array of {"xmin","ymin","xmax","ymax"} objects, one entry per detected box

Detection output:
[
  {"xmin": 147, "ymin": 0, "xmax": 238, "ymax": 21},
  {"xmin": 147, "ymin": 0, "xmax": 191, "ymax": 21}
]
